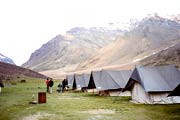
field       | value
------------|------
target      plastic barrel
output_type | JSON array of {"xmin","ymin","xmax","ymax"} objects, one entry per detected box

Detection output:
[{"xmin": 38, "ymin": 92, "xmax": 46, "ymax": 103}]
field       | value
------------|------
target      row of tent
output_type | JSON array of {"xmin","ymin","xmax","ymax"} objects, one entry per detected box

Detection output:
[{"xmin": 66, "ymin": 65, "xmax": 180, "ymax": 104}]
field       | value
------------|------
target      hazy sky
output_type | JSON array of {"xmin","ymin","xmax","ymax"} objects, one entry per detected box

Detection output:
[{"xmin": 0, "ymin": 0, "xmax": 179, "ymax": 65}]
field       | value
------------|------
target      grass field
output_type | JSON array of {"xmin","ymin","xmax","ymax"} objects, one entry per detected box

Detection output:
[{"xmin": 0, "ymin": 78, "xmax": 180, "ymax": 120}]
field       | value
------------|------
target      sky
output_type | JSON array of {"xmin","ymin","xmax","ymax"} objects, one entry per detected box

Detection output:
[{"xmin": 0, "ymin": 0, "xmax": 179, "ymax": 66}]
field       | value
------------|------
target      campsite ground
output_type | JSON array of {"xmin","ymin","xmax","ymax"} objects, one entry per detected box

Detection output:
[{"xmin": 0, "ymin": 78, "xmax": 180, "ymax": 120}]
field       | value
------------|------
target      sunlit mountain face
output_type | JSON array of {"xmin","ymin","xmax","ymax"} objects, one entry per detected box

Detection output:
[
  {"xmin": 22, "ymin": 27, "xmax": 123, "ymax": 72},
  {"xmin": 77, "ymin": 15, "xmax": 180, "ymax": 70}
]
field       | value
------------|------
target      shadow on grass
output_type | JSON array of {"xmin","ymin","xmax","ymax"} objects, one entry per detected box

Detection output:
[
  {"xmin": 82, "ymin": 93, "xmax": 100, "ymax": 97},
  {"xmin": 110, "ymin": 96, "xmax": 131, "ymax": 103}
]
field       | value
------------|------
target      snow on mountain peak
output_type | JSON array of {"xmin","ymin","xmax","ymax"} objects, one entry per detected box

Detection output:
[{"xmin": 0, "ymin": 53, "xmax": 15, "ymax": 65}]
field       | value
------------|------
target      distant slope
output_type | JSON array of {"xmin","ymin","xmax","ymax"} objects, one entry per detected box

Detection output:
[
  {"xmin": 0, "ymin": 53, "xmax": 15, "ymax": 65},
  {"xmin": 23, "ymin": 27, "xmax": 123, "ymax": 71},
  {"xmin": 0, "ymin": 61, "xmax": 46, "ymax": 79},
  {"xmin": 77, "ymin": 15, "xmax": 180, "ymax": 70},
  {"xmin": 139, "ymin": 42, "xmax": 180, "ymax": 67}
]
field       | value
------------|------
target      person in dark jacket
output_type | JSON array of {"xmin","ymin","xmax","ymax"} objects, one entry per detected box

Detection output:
[
  {"xmin": 0, "ymin": 76, "xmax": 4, "ymax": 94},
  {"xmin": 48, "ymin": 78, "xmax": 54, "ymax": 93},
  {"xmin": 62, "ymin": 79, "xmax": 68, "ymax": 92}
]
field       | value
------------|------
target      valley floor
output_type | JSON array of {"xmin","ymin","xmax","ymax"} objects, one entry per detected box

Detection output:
[{"xmin": 0, "ymin": 79, "xmax": 180, "ymax": 120}]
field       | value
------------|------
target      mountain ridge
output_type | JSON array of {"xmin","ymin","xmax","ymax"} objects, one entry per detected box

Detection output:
[
  {"xmin": 0, "ymin": 53, "xmax": 15, "ymax": 65},
  {"xmin": 76, "ymin": 15, "xmax": 180, "ymax": 70},
  {"xmin": 24, "ymin": 14, "xmax": 180, "ymax": 78},
  {"xmin": 23, "ymin": 27, "xmax": 123, "ymax": 71}
]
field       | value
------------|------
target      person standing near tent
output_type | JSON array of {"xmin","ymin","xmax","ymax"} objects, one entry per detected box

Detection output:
[
  {"xmin": 46, "ymin": 77, "xmax": 49, "ymax": 93},
  {"xmin": 49, "ymin": 78, "xmax": 54, "ymax": 94},
  {"xmin": 0, "ymin": 76, "xmax": 4, "ymax": 94},
  {"xmin": 62, "ymin": 79, "xmax": 68, "ymax": 92}
]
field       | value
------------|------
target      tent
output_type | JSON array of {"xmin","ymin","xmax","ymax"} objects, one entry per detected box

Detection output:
[
  {"xmin": 66, "ymin": 74, "xmax": 74, "ymax": 88},
  {"xmin": 169, "ymin": 84, "xmax": 180, "ymax": 96},
  {"xmin": 87, "ymin": 71, "xmax": 100, "ymax": 93},
  {"xmin": 88, "ymin": 70, "xmax": 132, "ymax": 96},
  {"xmin": 73, "ymin": 73, "xmax": 91, "ymax": 91},
  {"xmin": 123, "ymin": 65, "xmax": 180, "ymax": 104}
]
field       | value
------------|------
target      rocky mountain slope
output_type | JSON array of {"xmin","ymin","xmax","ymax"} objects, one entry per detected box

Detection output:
[
  {"xmin": 23, "ymin": 27, "xmax": 123, "ymax": 71},
  {"xmin": 0, "ymin": 53, "xmax": 15, "ymax": 65},
  {"xmin": 24, "ymin": 14, "xmax": 180, "ymax": 78},
  {"xmin": 77, "ymin": 15, "xmax": 180, "ymax": 70},
  {"xmin": 139, "ymin": 42, "xmax": 180, "ymax": 67},
  {"xmin": 0, "ymin": 61, "xmax": 46, "ymax": 79}
]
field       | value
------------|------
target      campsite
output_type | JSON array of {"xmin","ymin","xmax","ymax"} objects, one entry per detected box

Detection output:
[
  {"xmin": 0, "ymin": 75, "xmax": 180, "ymax": 120},
  {"xmin": 1, "ymin": 1, "xmax": 180, "ymax": 120}
]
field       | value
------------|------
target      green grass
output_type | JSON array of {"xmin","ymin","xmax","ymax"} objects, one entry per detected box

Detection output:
[{"xmin": 0, "ymin": 78, "xmax": 180, "ymax": 120}]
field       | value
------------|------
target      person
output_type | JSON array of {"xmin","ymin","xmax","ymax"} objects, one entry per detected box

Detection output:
[
  {"xmin": 0, "ymin": 76, "xmax": 4, "ymax": 94},
  {"xmin": 46, "ymin": 77, "xmax": 49, "ymax": 93},
  {"xmin": 48, "ymin": 78, "xmax": 54, "ymax": 94},
  {"xmin": 62, "ymin": 79, "xmax": 68, "ymax": 92},
  {"xmin": 57, "ymin": 82, "xmax": 63, "ymax": 93}
]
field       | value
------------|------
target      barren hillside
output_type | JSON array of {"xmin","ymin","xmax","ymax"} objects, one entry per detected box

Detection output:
[
  {"xmin": 27, "ymin": 15, "xmax": 180, "ymax": 78},
  {"xmin": 77, "ymin": 15, "xmax": 180, "ymax": 70},
  {"xmin": 0, "ymin": 62, "xmax": 46, "ymax": 79},
  {"xmin": 23, "ymin": 27, "xmax": 123, "ymax": 71}
]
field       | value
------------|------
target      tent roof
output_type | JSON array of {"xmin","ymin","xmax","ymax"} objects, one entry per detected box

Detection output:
[
  {"xmin": 92, "ymin": 70, "xmax": 132, "ymax": 90},
  {"xmin": 125, "ymin": 65, "xmax": 180, "ymax": 92},
  {"xmin": 74, "ymin": 73, "xmax": 90, "ymax": 88}
]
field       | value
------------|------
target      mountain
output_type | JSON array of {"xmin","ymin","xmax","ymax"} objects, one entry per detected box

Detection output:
[
  {"xmin": 0, "ymin": 61, "xmax": 46, "ymax": 80},
  {"xmin": 23, "ymin": 14, "xmax": 180, "ymax": 78},
  {"xmin": 77, "ymin": 15, "xmax": 180, "ymax": 70},
  {"xmin": 139, "ymin": 42, "xmax": 180, "ymax": 67},
  {"xmin": 168, "ymin": 14, "xmax": 180, "ymax": 23},
  {"xmin": 0, "ymin": 53, "xmax": 15, "ymax": 65},
  {"xmin": 22, "ymin": 27, "xmax": 123, "ymax": 71}
]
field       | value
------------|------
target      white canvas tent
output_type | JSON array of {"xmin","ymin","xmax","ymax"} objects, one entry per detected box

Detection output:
[
  {"xmin": 66, "ymin": 74, "xmax": 74, "ymax": 88},
  {"xmin": 88, "ymin": 70, "xmax": 132, "ymax": 96},
  {"xmin": 123, "ymin": 65, "xmax": 180, "ymax": 104},
  {"xmin": 74, "ymin": 73, "xmax": 91, "ymax": 91}
]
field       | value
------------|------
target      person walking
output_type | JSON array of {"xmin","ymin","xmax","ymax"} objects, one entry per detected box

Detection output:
[
  {"xmin": 46, "ymin": 77, "xmax": 49, "ymax": 93},
  {"xmin": 49, "ymin": 78, "xmax": 54, "ymax": 94}
]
